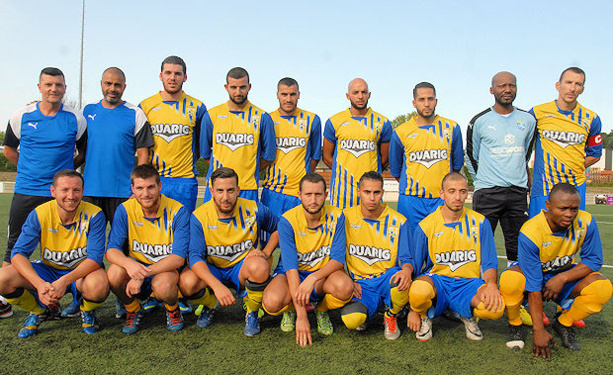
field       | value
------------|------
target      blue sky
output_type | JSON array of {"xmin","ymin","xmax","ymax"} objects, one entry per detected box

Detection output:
[{"xmin": 2, "ymin": 1, "xmax": 612, "ymax": 133}]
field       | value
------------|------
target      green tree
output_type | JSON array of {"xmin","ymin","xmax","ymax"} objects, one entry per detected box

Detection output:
[
  {"xmin": 391, "ymin": 112, "xmax": 417, "ymax": 128},
  {"xmin": 602, "ymin": 131, "xmax": 613, "ymax": 149}
]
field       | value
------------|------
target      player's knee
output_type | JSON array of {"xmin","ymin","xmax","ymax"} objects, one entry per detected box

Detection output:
[
  {"xmin": 244, "ymin": 258, "xmax": 271, "ymax": 282},
  {"xmin": 582, "ymin": 278, "xmax": 613, "ymax": 313},
  {"xmin": 330, "ymin": 274, "xmax": 354, "ymax": 300},
  {"xmin": 409, "ymin": 280, "xmax": 435, "ymax": 310},
  {"xmin": 152, "ymin": 273, "xmax": 179, "ymax": 297},
  {"xmin": 499, "ymin": 270, "xmax": 525, "ymax": 306},
  {"xmin": 262, "ymin": 292, "xmax": 286, "ymax": 315},
  {"xmin": 341, "ymin": 301, "xmax": 368, "ymax": 330},
  {"xmin": 82, "ymin": 272, "xmax": 110, "ymax": 300},
  {"xmin": 106, "ymin": 264, "xmax": 128, "ymax": 287}
]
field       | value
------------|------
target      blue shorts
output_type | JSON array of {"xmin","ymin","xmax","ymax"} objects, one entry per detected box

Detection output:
[
  {"xmin": 160, "ymin": 176, "xmax": 198, "ymax": 213},
  {"xmin": 507, "ymin": 261, "xmax": 581, "ymax": 308},
  {"xmin": 31, "ymin": 261, "xmax": 79, "ymax": 303},
  {"xmin": 397, "ymin": 195, "xmax": 443, "ymax": 232},
  {"xmin": 273, "ymin": 265, "xmax": 321, "ymax": 303},
  {"xmin": 353, "ymin": 267, "xmax": 400, "ymax": 319},
  {"xmin": 203, "ymin": 189, "xmax": 258, "ymax": 203},
  {"xmin": 208, "ymin": 258, "xmax": 247, "ymax": 298},
  {"xmin": 261, "ymin": 189, "xmax": 300, "ymax": 217},
  {"xmin": 529, "ymin": 182, "xmax": 586, "ymax": 218},
  {"xmin": 426, "ymin": 273, "xmax": 484, "ymax": 319}
]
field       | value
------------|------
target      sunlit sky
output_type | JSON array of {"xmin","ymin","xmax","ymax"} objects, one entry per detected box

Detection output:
[{"xmin": 2, "ymin": 1, "xmax": 612, "ymax": 134}]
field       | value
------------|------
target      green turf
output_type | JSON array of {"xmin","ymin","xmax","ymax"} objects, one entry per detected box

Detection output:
[{"xmin": 0, "ymin": 195, "xmax": 612, "ymax": 373}]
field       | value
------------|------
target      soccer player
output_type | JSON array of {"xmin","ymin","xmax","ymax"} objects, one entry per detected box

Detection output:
[
  {"xmin": 407, "ymin": 172, "xmax": 504, "ymax": 341},
  {"xmin": 180, "ymin": 167, "xmax": 279, "ymax": 336},
  {"xmin": 261, "ymin": 77, "xmax": 322, "ymax": 216},
  {"xmin": 465, "ymin": 72, "xmax": 536, "ymax": 263},
  {"xmin": 389, "ymin": 82, "xmax": 464, "ymax": 231},
  {"xmin": 201, "ymin": 67, "xmax": 276, "ymax": 202},
  {"xmin": 140, "ymin": 55, "xmax": 206, "ymax": 213},
  {"xmin": 60, "ymin": 67, "xmax": 154, "ymax": 319},
  {"xmin": 340, "ymin": 171, "xmax": 413, "ymax": 340},
  {"xmin": 529, "ymin": 67, "xmax": 603, "ymax": 217},
  {"xmin": 499, "ymin": 183, "xmax": 612, "ymax": 356},
  {"xmin": 106, "ymin": 165, "xmax": 190, "ymax": 334},
  {"xmin": 261, "ymin": 173, "xmax": 353, "ymax": 347},
  {"xmin": 0, "ymin": 170, "xmax": 108, "ymax": 337},
  {"xmin": 1, "ymin": 67, "xmax": 86, "ymax": 317},
  {"xmin": 322, "ymin": 78, "xmax": 392, "ymax": 209}
]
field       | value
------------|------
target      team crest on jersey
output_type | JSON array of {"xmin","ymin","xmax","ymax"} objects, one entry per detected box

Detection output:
[
  {"xmin": 133, "ymin": 241, "xmax": 172, "ymax": 263},
  {"xmin": 216, "ymin": 133, "xmax": 255, "ymax": 151},
  {"xmin": 339, "ymin": 139, "xmax": 375, "ymax": 158},
  {"xmin": 470, "ymin": 226, "xmax": 479, "ymax": 240},
  {"xmin": 207, "ymin": 239, "xmax": 253, "ymax": 263},
  {"xmin": 151, "ymin": 123, "xmax": 190, "ymax": 143},
  {"xmin": 252, "ymin": 116, "xmax": 260, "ymax": 126},
  {"xmin": 516, "ymin": 121, "xmax": 525, "ymax": 130},
  {"xmin": 245, "ymin": 215, "xmax": 256, "ymax": 228},
  {"xmin": 435, "ymin": 249, "xmax": 477, "ymax": 271},
  {"xmin": 387, "ymin": 226, "xmax": 399, "ymax": 241},
  {"xmin": 443, "ymin": 129, "xmax": 450, "ymax": 141},
  {"xmin": 349, "ymin": 244, "xmax": 391, "ymax": 266},
  {"xmin": 409, "ymin": 149, "xmax": 447, "ymax": 168},
  {"xmin": 542, "ymin": 130, "xmax": 585, "ymax": 148},
  {"xmin": 186, "ymin": 108, "xmax": 195, "ymax": 117},
  {"xmin": 575, "ymin": 228, "xmax": 585, "ymax": 240},
  {"xmin": 43, "ymin": 247, "xmax": 87, "ymax": 268},
  {"xmin": 298, "ymin": 120, "xmax": 307, "ymax": 127},
  {"xmin": 542, "ymin": 254, "xmax": 573, "ymax": 272},
  {"xmin": 276, "ymin": 137, "xmax": 306, "ymax": 154},
  {"xmin": 298, "ymin": 245, "xmax": 330, "ymax": 268},
  {"xmin": 581, "ymin": 117, "xmax": 590, "ymax": 127},
  {"xmin": 80, "ymin": 222, "xmax": 89, "ymax": 233}
]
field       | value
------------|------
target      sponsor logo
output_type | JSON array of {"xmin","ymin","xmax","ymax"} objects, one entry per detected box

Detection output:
[
  {"xmin": 434, "ymin": 231, "xmax": 444, "ymax": 237},
  {"xmin": 350, "ymin": 224, "xmax": 362, "ymax": 230},
  {"xmin": 43, "ymin": 247, "xmax": 87, "ymax": 268},
  {"xmin": 216, "ymin": 132, "xmax": 254, "ymax": 151},
  {"xmin": 48, "ymin": 228, "xmax": 58, "ymax": 234},
  {"xmin": 339, "ymin": 139, "xmax": 375, "ymax": 158},
  {"xmin": 207, "ymin": 239, "xmax": 253, "ymax": 263},
  {"xmin": 273, "ymin": 121, "xmax": 281, "ymax": 126},
  {"xmin": 490, "ymin": 146, "xmax": 524, "ymax": 155},
  {"xmin": 487, "ymin": 125, "xmax": 496, "ymax": 130},
  {"xmin": 218, "ymin": 115, "xmax": 228, "ymax": 119},
  {"xmin": 505, "ymin": 134, "xmax": 515, "ymax": 144},
  {"xmin": 151, "ymin": 107, "xmax": 162, "ymax": 111},
  {"xmin": 542, "ymin": 254, "xmax": 573, "ymax": 272},
  {"xmin": 208, "ymin": 225, "xmax": 218, "ymax": 230},
  {"xmin": 276, "ymin": 137, "xmax": 306, "ymax": 154},
  {"xmin": 409, "ymin": 149, "xmax": 447, "ymax": 168},
  {"xmin": 348, "ymin": 244, "xmax": 391, "ymax": 266},
  {"xmin": 542, "ymin": 241, "xmax": 551, "ymax": 248},
  {"xmin": 542, "ymin": 130, "xmax": 585, "ymax": 148},
  {"xmin": 435, "ymin": 249, "xmax": 477, "ymax": 271},
  {"xmin": 545, "ymin": 114, "xmax": 556, "ymax": 118},
  {"xmin": 298, "ymin": 232, "xmax": 307, "ymax": 236},
  {"xmin": 151, "ymin": 123, "xmax": 190, "ymax": 143},
  {"xmin": 133, "ymin": 241, "xmax": 172, "ymax": 263},
  {"xmin": 27, "ymin": 122, "xmax": 38, "ymax": 129},
  {"xmin": 407, "ymin": 133, "xmax": 418, "ymax": 139},
  {"xmin": 340, "ymin": 122, "xmax": 351, "ymax": 127},
  {"xmin": 133, "ymin": 221, "xmax": 144, "ymax": 227},
  {"xmin": 298, "ymin": 245, "xmax": 330, "ymax": 268},
  {"xmin": 88, "ymin": 114, "xmax": 96, "ymax": 121}
]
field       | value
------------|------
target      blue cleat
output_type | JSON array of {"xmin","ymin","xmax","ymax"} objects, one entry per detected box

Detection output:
[
  {"xmin": 166, "ymin": 308, "xmax": 184, "ymax": 332},
  {"xmin": 244, "ymin": 311, "xmax": 261, "ymax": 337},
  {"xmin": 115, "ymin": 301, "xmax": 127, "ymax": 319},
  {"xmin": 80, "ymin": 310, "xmax": 99, "ymax": 334},
  {"xmin": 196, "ymin": 305, "xmax": 216, "ymax": 328},
  {"xmin": 18, "ymin": 313, "xmax": 43, "ymax": 338},
  {"xmin": 143, "ymin": 297, "xmax": 162, "ymax": 313},
  {"xmin": 179, "ymin": 300, "xmax": 193, "ymax": 314},
  {"xmin": 61, "ymin": 299, "xmax": 81, "ymax": 318},
  {"xmin": 122, "ymin": 309, "xmax": 145, "ymax": 335}
]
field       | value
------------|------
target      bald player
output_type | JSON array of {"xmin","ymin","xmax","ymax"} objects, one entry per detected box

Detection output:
[
  {"xmin": 465, "ymin": 72, "xmax": 536, "ymax": 264},
  {"xmin": 323, "ymin": 78, "xmax": 392, "ymax": 209},
  {"xmin": 499, "ymin": 183, "xmax": 612, "ymax": 356}
]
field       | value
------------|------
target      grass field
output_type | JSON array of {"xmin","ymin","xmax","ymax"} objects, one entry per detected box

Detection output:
[{"xmin": 0, "ymin": 194, "xmax": 612, "ymax": 374}]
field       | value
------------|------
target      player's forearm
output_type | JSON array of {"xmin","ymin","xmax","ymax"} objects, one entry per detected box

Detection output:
[
  {"xmin": 136, "ymin": 147, "xmax": 150, "ymax": 165},
  {"xmin": 73, "ymin": 152, "xmax": 85, "ymax": 169},
  {"xmin": 11, "ymin": 254, "xmax": 46, "ymax": 290},
  {"xmin": 3, "ymin": 146, "xmax": 19, "ymax": 165},
  {"xmin": 585, "ymin": 156, "xmax": 600, "ymax": 168},
  {"xmin": 58, "ymin": 259, "xmax": 100, "ymax": 287},
  {"xmin": 262, "ymin": 232, "xmax": 279, "ymax": 258},
  {"xmin": 191, "ymin": 261, "xmax": 227, "ymax": 292},
  {"xmin": 148, "ymin": 254, "xmax": 184, "ymax": 275},
  {"xmin": 287, "ymin": 270, "xmax": 308, "ymax": 318},
  {"xmin": 401, "ymin": 263, "xmax": 414, "ymax": 277},
  {"xmin": 105, "ymin": 248, "xmax": 130, "ymax": 266},
  {"xmin": 310, "ymin": 159, "xmax": 319, "ymax": 173},
  {"xmin": 482, "ymin": 268, "xmax": 498, "ymax": 285},
  {"xmin": 322, "ymin": 140, "xmax": 335, "ymax": 169},
  {"xmin": 556, "ymin": 263, "xmax": 593, "ymax": 285},
  {"xmin": 528, "ymin": 291, "xmax": 546, "ymax": 332},
  {"xmin": 310, "ymin": 260, "xmax": 343, "ymax": 283}
]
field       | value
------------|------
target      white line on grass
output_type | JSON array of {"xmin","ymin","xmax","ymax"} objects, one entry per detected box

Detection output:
[{"xmin": 496, "ymin": 255, "xmax": 613, "ymax": 269}]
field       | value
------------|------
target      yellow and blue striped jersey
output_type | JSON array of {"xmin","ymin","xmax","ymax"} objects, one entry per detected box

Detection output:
[
  {"xmin": 530, "ymin": 101, "xmax": 603, "ymax": 196},
  {"xmin": 344, "ymin": 204, "xmax": 412, "ymax": 280},
  {"xmin": 12, "ymin": 200, "xmax": 106, "ymax": 270},
  {"xmin": 263, "ymin": 108, "xmax": 322, "ymax": 197},
  {"xmin": 140, "ymin": 92, "xmax": 206, "ymax": 179},
  {"xmin": 201, "ymin": 102, "xmax": 276, "ymax": 191},
  {"xmin": 413, "ymin": 207, "xmax": 497, "ymax": 279},
  {"xmin": 324, "ymin": 108, "xmax": 392, "ymax": 208},
  {"xmin": 279, "ymin": 205, "xmax": 346, "ymax": 272},
  {"xmin": 518, "ymin": 210, "xmax": 602, "ymax": 293},
  {"xmin": 389, "ymin": 116, "xmax": 464, "ymax": 198},
  {"xmin": 189, "ymin": 198, "xmax": 278, "ymax": 268},
  {"xmin": 107, "ymin": 195, "xmax": 190, "ymax": 265}
]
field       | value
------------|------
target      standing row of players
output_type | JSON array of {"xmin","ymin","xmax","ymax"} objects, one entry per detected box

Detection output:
[
  {"xmin": 0, "ymin": 166, "xmax": 609, "ymax": 361},
  {"xmin": 0, "ymin": 56, "xmax": 608, "ymax": 357}
]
